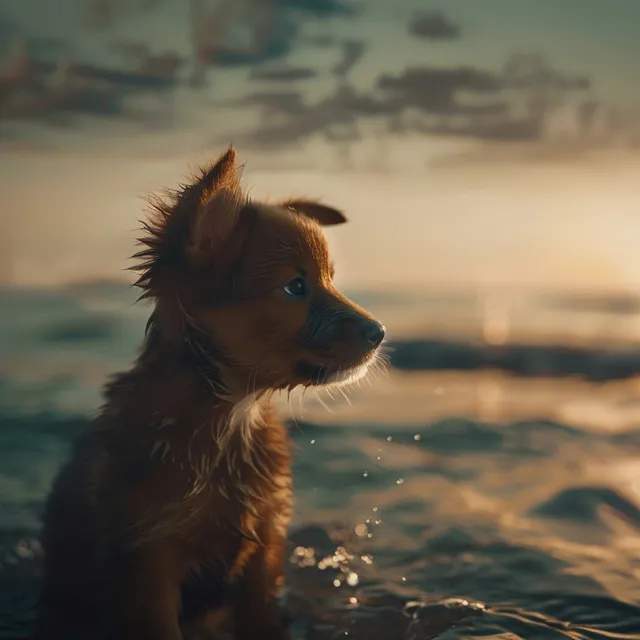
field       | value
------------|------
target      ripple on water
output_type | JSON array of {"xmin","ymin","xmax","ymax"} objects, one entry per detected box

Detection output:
[
  {"xmin": 530, "ymin": 485, "xmax": 640, "ymax": 526},
  {"xmin": 2, "ymin": 409, "xmax": 640, "ymax": 638}
]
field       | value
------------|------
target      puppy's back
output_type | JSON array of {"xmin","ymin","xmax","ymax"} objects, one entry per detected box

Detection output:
[{"xmin": 34, "ymin": 430, "xmax": 109, "ymax": 638}]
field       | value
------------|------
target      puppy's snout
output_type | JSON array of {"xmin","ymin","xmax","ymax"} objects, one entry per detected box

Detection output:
[{"xmin": 359, "ymin": 318, "xmax": 386, "ymax": 349}]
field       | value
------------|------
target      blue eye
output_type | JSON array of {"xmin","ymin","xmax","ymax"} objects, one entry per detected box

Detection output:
[{"xmin": 283, "ymin": 277, "xmax": 307, "ymax": 297}]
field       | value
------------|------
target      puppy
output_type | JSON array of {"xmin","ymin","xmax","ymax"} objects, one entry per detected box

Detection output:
[{"xmin": 33, "ymin": 147, "xmax": 385, "ymax": 640}]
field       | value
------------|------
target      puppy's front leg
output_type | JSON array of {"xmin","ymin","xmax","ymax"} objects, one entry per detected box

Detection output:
[
  {"xmin": 107, "ymin": 542, "xmax": 184, "ymax": 640},
  {"xmin": 232, "ymin": 524, "xmax": 290, "ymax": 640}
]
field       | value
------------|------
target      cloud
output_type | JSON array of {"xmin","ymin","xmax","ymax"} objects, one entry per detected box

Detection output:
[
  {"xmin": 70, "ymin": 56, "xmax": 182, "ymax": 90},
  {"xmin": 501, "ymin": 54, "xmax": 590, "ymax": 91},
  {"xmin": 424, "ymin": 118, "xmax": 539, "ymax": 142},
  {"xmin": 375, "ymin": 57, "xmax": 598, "ymax": 143},
  {"xmin": 232, "ymin": 55, "xmax": 598, "ymax": 150},
  {"xmin": 200, "ymin": 0, "xmax": 357, "ymax": 69},
  {"xmin": 0, "ymin": 0, "xmax": 626, "ymax": 161},
  {"xmin": 321, "ymin": 84, "xmax": 393, "ymax": 117},
  {"xmin": 250, "ymin": 65, "xmax": 318, "ymax": 81},
  {"xmin": 377, "ymin": 66, "xmax": 501, "ymax": 113},
  {"xmin": 305, "ymin": 34, "xmax": 338, "ymax": 47},
  {"xmin": 332, "ymin": 39, "xmax": 366, "ymax": 78},
  {"xmin": 0, "ymin": 0, "xmax": 361, "ymax": 142},
  {"xmin": 233, "ymin": 84, "xmax": 395, "ymax": 149},
  {"xmin": 226, "ymin": 90, "xmax": 306, "ymax": 116},
  {"xmin": 408, "ymin": 10, "xmax": 461, "ymax": 40},
  {"xmin": 276, "ymin": 0, "xmax": 357, "ymax": 18},
  {"xmin": 0, "ymin": 45, "xmax": 177, "ymax": 124}
]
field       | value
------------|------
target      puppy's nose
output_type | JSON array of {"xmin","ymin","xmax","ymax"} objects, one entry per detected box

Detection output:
[{"xmin": 361, "ymin": 319, "xmax": 386, "ymax": 348}]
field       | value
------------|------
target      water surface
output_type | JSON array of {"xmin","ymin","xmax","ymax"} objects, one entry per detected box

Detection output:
[{"xmin": 1, "ymin": 283, "xmax": 640, "ymax": 639}]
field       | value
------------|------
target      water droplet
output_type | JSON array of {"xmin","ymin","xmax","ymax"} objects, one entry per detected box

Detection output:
[
  {"xmin": 375, "ymin": 518, "xmax": 381, "ymax": 525},
  {"xmin": 349, "ymin": 596, "xmax": 358, "ymax": 605},
  {"xmin": 310, "ymin": 439, "xmax": 316, "ymax": 444},
  {"xmin": 346, "ymin": 572, "xmax": 359, "ymax": 586},
  {"xmin": 362, "ymin": 471, "xmax": 368, "ymax": 478},
  {"xmin": 401, "ymin": 576, "xmax": 407, "ymax": 582},
  {"xmin": 376, "ymin": 456, "xmax": 381, "ymax": 461},
  {"xmin": 333, "ymin": 578, "xmax": 342, "ymax": 587},
  {"xmin": 396, "ymin": 478, "xmax": 404, "ymax": 485},
  {"xmin": 372, "ymin": 506, "xmax": 378, "ymax": 512},
  {"xmin": 413, "ymin": 434, "xmax": 421, "ymax": 441},
  {"xmin": 354, "ymin": 523, "xmax": 369, "ymax": 537},
  {"xmin": 15, "ymin": 540, "xmax": 33, "ymax": 559},
  {"xmin": 386, "ymin": 435, "xmax": 393, "ymax": 442},
  {"xmin": 361, "ymin": 554, "xmax": 373, "ymax": 565}
]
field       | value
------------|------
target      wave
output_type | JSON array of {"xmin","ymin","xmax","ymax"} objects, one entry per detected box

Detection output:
[
  {"xmin": 530, "ymin": 486, "xmax": 640, "ymax": 526},
  {"xmin": 389, "ymin": 339, "xmax": 640, "ymax": 381}
]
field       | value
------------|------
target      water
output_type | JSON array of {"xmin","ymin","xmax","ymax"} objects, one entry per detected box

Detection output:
[{"xmin": 2, "ymin": 282, "xmax": 640, "ymax": 639}]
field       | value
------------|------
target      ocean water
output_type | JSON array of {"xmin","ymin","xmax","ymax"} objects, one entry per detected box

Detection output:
[{"xmin": 2, "ymin": 282, "xmax": 640, "ymax": 639}]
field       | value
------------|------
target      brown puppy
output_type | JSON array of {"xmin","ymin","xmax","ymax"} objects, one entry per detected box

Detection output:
[{"xmin": 33, "ymin": 147, "xmax": 386, "ymax": 640}]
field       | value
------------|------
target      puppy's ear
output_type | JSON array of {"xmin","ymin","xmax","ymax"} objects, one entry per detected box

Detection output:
[
  {"xmin": 283, "ymin": 199, "xmax": 347, "ymax": 226},
  {"xmin": 190, "ymin": 147, "xmax": 245, "ymax": 257}
]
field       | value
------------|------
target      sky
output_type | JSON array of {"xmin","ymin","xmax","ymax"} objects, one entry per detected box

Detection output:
[{"xmin": 1, "ymin": 0, "xmax": 640, "ymax": 292}]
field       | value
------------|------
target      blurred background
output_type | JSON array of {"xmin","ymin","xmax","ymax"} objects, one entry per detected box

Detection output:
[{"xmin": 2, "ymin": 1, "xmax": 640, "ymax": 638}]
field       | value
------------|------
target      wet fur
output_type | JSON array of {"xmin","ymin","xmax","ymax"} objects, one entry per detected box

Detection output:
[{"xmin": 33, "ymin": 147, "xmax": 384, "ymax": 640}]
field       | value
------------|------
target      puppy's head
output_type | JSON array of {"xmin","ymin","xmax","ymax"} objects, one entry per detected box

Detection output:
[{"xmin": 135, "ymin": 147, "xmax": 385, "ymax": 394}]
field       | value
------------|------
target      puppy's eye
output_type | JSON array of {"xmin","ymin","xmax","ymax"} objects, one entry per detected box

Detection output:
[{"xmin": 283, "ymin": 276, "xmax": 307, "ymax": 298}]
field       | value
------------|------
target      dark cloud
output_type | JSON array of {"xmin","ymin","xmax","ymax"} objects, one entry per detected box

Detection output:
[
  {"xmin": 110, "ymin": 39, "xmax": 152, "ymax": 61},
  {"xmin": 275, "ymin": 0, "xmax": 356, "ymax": 17},
  {"xmin": 373, "ymin": 57, "xmax": 594, "ymax": 143},
  {"xmin": 381, "ymin": 107, "xmax": 537, "ymax": 141},
  {"xmin": 62, "ymin": 60, "xmax": 180, "ymax": 90},
  {"xmin": 234, "ymin": 84, "xmax": 394, "ymax": 149},
  {"xmin": 502, "ymin": 54, "xmax": 590, "ymax": 91},
  {"xmin": 0, "ymin": 0, "xmax": 608, "ymax": 156},
  {"xmin": 454, "ymin": 102, "xmax": 509, "ymax": 117},
  {"xmin": 250, "ymin": 65, "xmax": 318, "ymax": 81},
  {"xmin": 225, "ymin": 90, "xmax": 306, "ymax": 116},
  {"xmin": 425, "ymin": 118, "xmax": 540, "ymax": 142},
  {"xmin": 332, "ymin": 39, "xmax": 366, "ymax": 78},
  {"xmin": 377, "ymin": 66, "xmax": 501, "ymax": 113},
  {"xmin": 232, "ymin": 52, "xmax": 601, "ymax": 149},
  {"xmin": 0, "ymin": 82, "xmax": 124, "ymax": 121},
  {"xmin": 200, "ymin": 0, "xmax": 357, "ymax": 69},
  {"xmin": 225, "ymin": 43, "xmax": 613, "ymax": 155},
  {"xmin": 408, "ymin": 11, "xmax": 461, "ymax": 40},
  {"xmin": 80, "ymin": 0, "xmax": 162, "ymax": 30},
  {"xmin": 0, "ymin": 42, "xmax": 178, "ymax": 124},
  {"xmin": 0, "ymin": 0, "xmax": 360, "ymax": 140},
  {"xmin": 322, "ymin": 84, "xmax": 393, "ymax": 117},
  {"xmin": 305, "ymin": 34, "xmax": 338, "ymax": 47}
]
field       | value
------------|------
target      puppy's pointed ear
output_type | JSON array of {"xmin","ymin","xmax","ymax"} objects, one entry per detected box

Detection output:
[
  {"xmin": 282, "ymin": 199, "xmax": 347, "ymax": 226},
  {"xmin": 190, "ymin": 147, "xmax": 245, "ymax": 257}
]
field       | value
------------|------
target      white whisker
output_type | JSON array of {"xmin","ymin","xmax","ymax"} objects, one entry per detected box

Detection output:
[{"xmin": 314, "ymin": 390, "xmax": 334, "ymax": 414}]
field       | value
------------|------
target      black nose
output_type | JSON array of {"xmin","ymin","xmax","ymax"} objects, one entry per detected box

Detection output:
[{"xmin": 361, "ymin": 319, "xmax": 385, "ymax": 348}]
